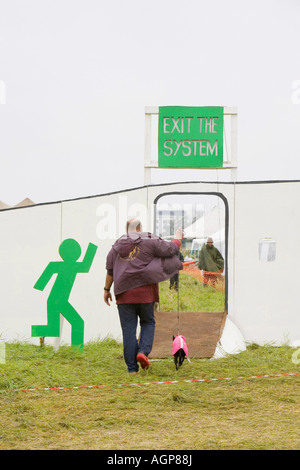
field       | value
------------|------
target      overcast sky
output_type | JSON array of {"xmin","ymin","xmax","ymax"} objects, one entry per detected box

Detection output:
[{"xmin": 0, "ymin": 0, "xmax": 300, "ymax": 205}]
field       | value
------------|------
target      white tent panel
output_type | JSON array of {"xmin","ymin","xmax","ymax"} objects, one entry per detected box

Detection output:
[
  {"xmin": 59, "ymin": 187, "xmax": 149, "ymax": 345},
  {"xmin": 0, "ymin": 181, "xmax": 299, "ymax": 349},
  {"xmin": 184, "ymin": 205, "xmax": 225, "ymax": 239},
  {"xmin": 0, "ymin": 204, "xmax": 62, "ymax": 344},
  {"xmin": 234, "ymin": 182, "xmax": 300, "ymax": 345},
  {"xmin": 213, "ymin": 317, "xmax": 247, "ymax": 358}
]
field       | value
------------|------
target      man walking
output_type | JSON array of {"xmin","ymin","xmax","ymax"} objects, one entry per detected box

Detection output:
[
  {"xmin": 104, "ymin": 218, "xmax": 182, "ymax": 374},
  {"xmin": 198, "ymin": 237, "xmax": 224, "ymax": 287}
]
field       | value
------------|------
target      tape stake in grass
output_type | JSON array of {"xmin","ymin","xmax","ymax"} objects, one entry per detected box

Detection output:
[{"xmin": 0, "ymin": 341, "xmax": 5, "ymax": 364}]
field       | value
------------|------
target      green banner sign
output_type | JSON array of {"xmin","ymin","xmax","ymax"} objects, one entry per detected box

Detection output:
[{"xmin": 158, "ymin": 106, "xmax": 224, "ymax": 168}]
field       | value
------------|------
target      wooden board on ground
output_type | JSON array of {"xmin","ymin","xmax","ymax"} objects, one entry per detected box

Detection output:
[{"xmin": 149, "ymin": 311, "xmax": 226, "ymax": 359}]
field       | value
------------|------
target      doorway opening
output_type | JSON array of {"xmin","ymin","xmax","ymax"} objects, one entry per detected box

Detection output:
[{"xmin": 150, "ymin": 192, "xmax": 228, "ymax": 358}]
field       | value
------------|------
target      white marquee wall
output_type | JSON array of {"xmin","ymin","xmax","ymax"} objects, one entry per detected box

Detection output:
[
  {"xmin": 234, "ymin": 182, "xmax": 300, "ymax": 345},
  {"xmin": 0, "ymin": 181, "xmax": 299, "ymax": 348}
]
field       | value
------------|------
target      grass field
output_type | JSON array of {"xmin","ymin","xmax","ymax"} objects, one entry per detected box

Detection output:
[
  {"xmin": 159, "ymin": 273, "xmax": 225, "ymax": 312},
  {"xmin": 0, "ymin": 339, "xmax": 299, "ymax": 450}
]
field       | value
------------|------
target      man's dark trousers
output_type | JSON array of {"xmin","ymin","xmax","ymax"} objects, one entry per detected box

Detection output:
[{"xmin": 117, "ymin": 302, "xmax": 155, "ymax": 373}]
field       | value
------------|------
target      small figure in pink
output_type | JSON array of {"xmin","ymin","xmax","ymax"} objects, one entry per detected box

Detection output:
[{"xmin": 172, "ymin": 335, "xmax": 190, "ymax": 370}]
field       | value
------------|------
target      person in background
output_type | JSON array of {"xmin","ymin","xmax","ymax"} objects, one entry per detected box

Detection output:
[
  {"xmin": 104, "ymin": 218, "xmax": 183, "ymax": 374},
  {"xmin": 198, "ymin": 237, "xmax": 224, "ymax": 287}
]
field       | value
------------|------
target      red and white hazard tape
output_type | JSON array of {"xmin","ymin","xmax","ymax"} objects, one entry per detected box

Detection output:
[{"xmin": 0, "ymin": 372, "xmax": 299, "ymax": 394}]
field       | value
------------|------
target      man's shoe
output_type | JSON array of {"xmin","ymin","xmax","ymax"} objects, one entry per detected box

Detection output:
[{"xmin": 137, "ymin": 352, "xmax": 151, "ymax": 370}]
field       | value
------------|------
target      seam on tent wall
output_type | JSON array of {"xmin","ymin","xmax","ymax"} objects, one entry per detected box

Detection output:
[{"xmin": 1, "ymin": 179, "xmax": 300, "ymax": 213}]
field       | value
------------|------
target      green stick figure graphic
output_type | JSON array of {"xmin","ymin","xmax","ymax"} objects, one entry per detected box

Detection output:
[{"xmin": 31, "ymin": 239, "xmax": 97, "ymax": 350}]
